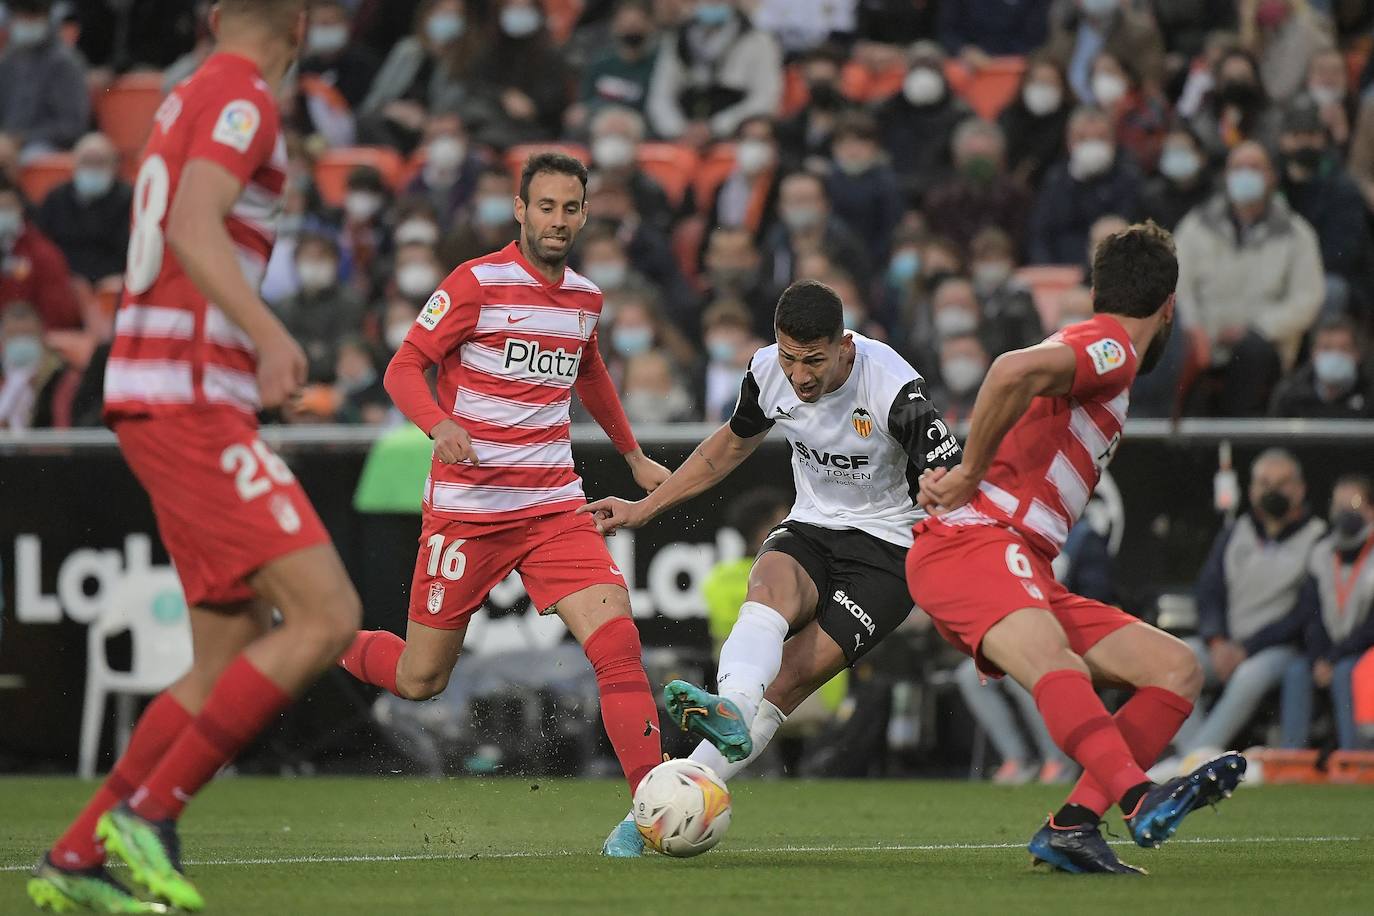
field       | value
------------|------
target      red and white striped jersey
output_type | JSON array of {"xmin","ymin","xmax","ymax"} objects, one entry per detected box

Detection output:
[
  {"xmin": 403, "ymin": 242, "xmax": 610, "ymax": 522},
  {"xmin": 934, "ymin": 314, "xmax": 1138, "ymax": 558},
  {"xmin": 105, "ymin": 52, "xmax": 286, "ymax": 422}
]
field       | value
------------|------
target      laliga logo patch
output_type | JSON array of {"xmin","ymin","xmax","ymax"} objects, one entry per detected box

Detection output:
[
  {"xmin": 417, "ymin": 290, "xmax": 451, "ymax": 330},
  {"xmin": 851, "ymin": 407, "xmax": 873, "ymax": 438},
  {"xmin": 1087, "ymin": 338, "xmax": 1126, "ymax": 376},
  {"xmin": 427, "ymin": 583, "xmax": 445, "ymax": 615},
  {"xmin": 211, "ymin": 99, "xmax": 261, "ymax": 153}
]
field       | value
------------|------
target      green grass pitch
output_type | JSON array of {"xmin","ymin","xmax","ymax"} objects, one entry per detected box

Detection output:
[{"xmin": 2, "ymin": 778, "xmax": 1370, "ymax": 914}]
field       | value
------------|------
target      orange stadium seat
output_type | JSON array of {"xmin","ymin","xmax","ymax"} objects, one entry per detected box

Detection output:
[
  {"xmin": 840, "ymin": 59, "xmax": 906, "ymax": 103},
  {"xmin": 692, "ymin": 143, "xmax": 737, "ymax": 214},
  {"xmin": 671, "ymin": 214, "xmax": 707, "ymax": 288},
  {"xmin": 945, "ymin": 57, "xmax": 1027, "ymax": 120},
  {"xmin": 780, "ymin": 64, "xmax": 808, "ymax": 118},
  {"xmin": 636, "ymin": 142, "xmax": 699, "ymax": 209},
  {"xmin": 1014, "ymin": 264, "xmax": 1083, "ymax": 329},
  {"xmin": 95, "ymin": 73, "xmax": 165, "ymax": 173},
  {"xmin": 504, "ymin": 142, "xmax": 590, "ymax": 188},
  {"xmin": 542, "ymin": 0, "xmax": 585, "ymax": 46},
  {"xmin": 314, "ymin": 146, "xmax": 405, "ymax": 207},
  {"xmin": 19, "ymin": 153, "xmax": 75, "ymax": 204}
]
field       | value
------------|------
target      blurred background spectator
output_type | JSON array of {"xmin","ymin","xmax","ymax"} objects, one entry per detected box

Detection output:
[
  {"xmin": 0, "ymin": 299, "xmax": 77, "ymax": 429},
  {"xmin": 34, "ymin": 132, "xmax": 130, "ymax": 285},
  {"xmin": 1269, "ymin": 315, "xmax": 1374, "ymax": 418},
  {"xmin": 0, "ymin": 0, "xmax": 90, "ymax": 160}
]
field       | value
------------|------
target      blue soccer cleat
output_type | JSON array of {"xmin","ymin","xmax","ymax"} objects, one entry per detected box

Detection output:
[
  {"xmin": 601, "ymin": 815, "xmax": 645, "ymax": 858},
  {"xmin": 1126, "ymin": 751, "xmax": 1247, "ymax": 848},
  {"xmin": 663, "ymin": 680, "xmax": 752, "ymax": 763},
  {"xmin": 1028, "ymin": 819, "xmax": 1145, "ymax": 875}
]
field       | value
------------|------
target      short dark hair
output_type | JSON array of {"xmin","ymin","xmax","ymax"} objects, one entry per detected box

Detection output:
[
  {"xmin": 219, "ymin": 0, "xmax": 307, "ymax": 27},
  {"xmin": 519, "ymin": 152, "xmax": 589, "ymax": 204},
  {"xmin": 1091, "ymin": 221, "xmax": 1177, "ymax": 319},
  {"xmin": 1334, "ymin": 473, "xmax": 1374, "ymax": 505},
  {"xmin": 774, "ymin": 280, "xmax": 843, "ymax": 343}
]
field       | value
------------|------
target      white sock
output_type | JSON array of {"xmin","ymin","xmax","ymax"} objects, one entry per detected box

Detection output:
[
  {"xmin": 715, "ymin": 601, "xmax": 790, "ymax": 725},
  {"xmin": 689, "ymin": 698, "xmax": 787, "ymax": 781}
]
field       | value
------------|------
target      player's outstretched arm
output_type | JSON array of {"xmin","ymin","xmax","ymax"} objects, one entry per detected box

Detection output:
[
  {"xmin": 579, "ymin": 423, "xmax": 765, "ymax": 535},
  {"xmin": 921, "ymin": 341, "xmax": 1076, "ymax": 514},
  {"xmin": 168, "ymin": 159, "xmax": 305, "ymax": 408}
]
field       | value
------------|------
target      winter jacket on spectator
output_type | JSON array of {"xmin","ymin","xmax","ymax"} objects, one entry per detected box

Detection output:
[
  {"xmin": 876, "ymin": 91, "xmax": 971, "ymax": 204},
  {"xmin": 937, "ymin": 0, "xmax": 1052, "ymax": 56},
  {"xmin": 922, "ymin": 175, "xmax": 1031, "ymax": 256},
  {"xmin": 273, "ymin": 284, "xmax": 368, "ymax": 384},
  {"xmin": 578, "ymin": 39, "xmax": 659, "ymax": 118},
  {"xmin": 1137, "ymin": 170, "xmax": 1214, "ymax": 232},
  {"xmin": 760, "ymin": 216, "xmax": 870, "ymax": 294},
  {"xmin": 470, "ymin": 28, "xmax": 573, "ymax": 147},
  {"xmin": 1302, "ymin": 531, "xmax": 1374, "ymax": 665},
  {"xmin": 1281, "ymin": 166, "xmax": 1374, "ymax": 296},
  {"xmin": 0, "ymin": 32, "xmax": 90, "ymax": 153},
  {"xmin": 35, "ymin": 178, "xmax": 134, "ymax": 284},
  {"xmin": 0, "ymin": 227, "xmax": 80, "ymax": 331},
  {"xmin": 359, "ymin": 38, "xmax": 495, "ymax": 134},
  {"xmin": 301, "ymin": 44, "xmax": 383, "ymax": 111},
  {"xmin": 1028, "ymin": 152, "xmax": 1142, "ymax": 264},
  {"xmin": 999, "ymin": 93, "xmax": 1072, "ymax": 189},
  {"xmin": 826, "ymin": 162, "xmax": 903, "ymax": 265},
  {"xmin": 1045, "ymin": 5, "xmax": 1164, "ymax": 98},
  {"xmin": 1270, "ymin": 361, "xmax": 1374, "ymax": 419},
  {"xmin": 1174, "ymin": 192, "xmax": 1324, "ymax": 369}
]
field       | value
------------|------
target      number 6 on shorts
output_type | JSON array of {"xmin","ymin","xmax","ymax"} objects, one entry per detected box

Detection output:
[{"xmin": 1005, "ymin": 544, "xmax": 1033, "ymax": 579}]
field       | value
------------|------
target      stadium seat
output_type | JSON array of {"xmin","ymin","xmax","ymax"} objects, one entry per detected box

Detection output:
[
  {"xmin": 314, "ymin": 146, "xmax": 406, "ymax": 207},
  {"xmin": 692, "ymin": 143, "xmax": 737, "ymax": 215},
  {"xmin": 19, "ymin": 153, "xmax": 75, "ymax": 204},
  {"xmin": 543, "ymin": 0, "xmax": 584, "ymax": 45},
  {"xmin": 840, "ymin": 59, "xmax": 906, "ymax": 103},
  {"xmin": 636, "ymin": 142, "xmax": 699, "ymax": 209},
  {"xmin": 78, "ymin": 567, "xmax": 192, "ymax": 778},
  {"xmin": 945, "ymin": 57, "xmax": 1027, "ymax": 120},
  {"xmin": 1014, "ymin": 264, "xmax": 1084, "ymax": 328},
  {"xmin": 95, "ymin": 73, "xmax": 166, "ymax": 175},
  {"xmin": 780, "ymin": 63, "xmax": 808, "ymax": 118}
]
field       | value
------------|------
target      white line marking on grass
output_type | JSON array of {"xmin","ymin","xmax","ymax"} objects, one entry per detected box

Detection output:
[{"xmin": 2, "ymin": 835, "xmax": 1363, "ymax": 872}]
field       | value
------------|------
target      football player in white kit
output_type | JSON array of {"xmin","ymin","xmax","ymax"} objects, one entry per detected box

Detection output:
[{"xmin": 582, "ymin": 280, "xmax": 962, "ymax": 855}]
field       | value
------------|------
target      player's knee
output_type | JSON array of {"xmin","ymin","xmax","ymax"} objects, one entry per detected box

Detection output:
[
  {"xmin": 1150, "ymin": 639, "xmax": 1204, "ymax": 700},
  {"xmin": 395, "ymin": 665, "xmax": 452, "ymax": 701}
]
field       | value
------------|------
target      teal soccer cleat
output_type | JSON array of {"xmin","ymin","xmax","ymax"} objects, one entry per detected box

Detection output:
[
  {"xmin": 663, "ymin": 680, "xmax": 752, "ymax": 763},
  {"xmin": 1127, "ymin": 751, "xmax": 1247, "ymax": 848},
  {"xmin": 601, "ymin": 815, "xmax": 646, "ymax": 858}
]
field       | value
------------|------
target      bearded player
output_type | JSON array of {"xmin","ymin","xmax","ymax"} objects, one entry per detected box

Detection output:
[
  {"xmin": 337, "ymin": 152, "xmax": 671, "ymax": 857},
  {"xmin": 910, "ymin": 222, "xmax": 1245, "ymax": 876},
  {"xmin": 28, "ymin": 2, "xmax": 364, "ymax": 913}
]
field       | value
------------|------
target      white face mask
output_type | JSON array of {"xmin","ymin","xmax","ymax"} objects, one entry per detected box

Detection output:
[
  {"xmin": 941, "ymin": 355, "xmax": 987, "ymax": 393},
  {"xmin": 1069, "ymin": 139, "xmax": 1114, "ymax": 180},
  {"xmin": 500, "ymin": 6, "xmax": 542, "ymax": 38},
  {"xmin": 583, "ymin": 261, "xmax": 628, "ymax": 290},
  {"xmin": 1226, "ymin": 167, "xmax": 1267, "ymax": 205},
  {"xmin": 1159, "ymin": 145, "xmax": 1202, "ymax": 182},
  {"xmin": 592, "ymin": 135, "xmax": 636, "ymax": 170},
  {"xmin": 386, "ymin": 321, "xmax": 412, "ymax": 350},
  {"xmin": 307, "ymin": 23, "xmax": 349, "ymax": 55},
  {"xmin": 345, "ymin": 191, "xmax": 383, "ymax": 222},
  {"xmin": 972, "ymin": 261, "xmax": 1012, "ymax": 295},
  {"xmin": 426, "ymin": 135, "xmax": 466, "ymax": 171},
  {"xmin": 395, "ymin": 219, "xmax": 440, "ymax": 247},
  {"xmin": 1091, "ymin": 72, "xmax": 1128, "ymax": 107},
  {"xmin": 8, "ymin": 18, "xmax": 48, "ymax": 49},
  {"xmin": 735, "ymin": 139, "xmax": 775, "ymax": 176},
  {"xmin": 397, "ymin": 263, "xmax": 439, "ymax": 298},
  {"xmin": 296, "ymin": 259, "xmax": 337, "ymax": 293},
  {"xmin": 1308, "ymin": 84, "xmax": 1344, "ymax": 107},
  {"xmin": 1022, "ymin": 82, "xmax": 1062, "ymax": 116},
  {"xmin": 903, "ymin": 68, "xmax": 945, "ymax": 106},
  {"xmin": 934, "ymin": 307, "xmax": 979, "ymax": 339}
]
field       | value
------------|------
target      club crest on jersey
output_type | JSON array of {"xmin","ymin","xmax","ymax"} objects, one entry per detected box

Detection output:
[
  {"xmin": 578, "ymin": 309, "xmax": 587, "ymax": 339},
  {"xmin": 851, "ymin": 407, "xmax": 873, "ymax": 438},
  {"xmin": 417, "ymin": 290, "xmax": 451, "ymax": 330},
  {"xmin": 1086, "ymin": 338, "xmax": 1126, "ymax": 376},
  {"xmin": 211, "ymin": 99, "xmax": 261, "ymax": 153},
  {"xmin": 427, "ymin": 583, "xmax": 445, "ymax": 615}
]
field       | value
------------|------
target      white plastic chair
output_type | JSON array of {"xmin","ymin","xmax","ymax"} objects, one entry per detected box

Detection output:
[{"xmin": 78, "ymin": 568, "xmax": 193, "ymax": 778}]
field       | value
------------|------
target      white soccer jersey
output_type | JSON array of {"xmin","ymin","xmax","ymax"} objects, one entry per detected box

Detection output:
[{"xmin": 729, "ymin": 333, "xmax": 962, "ymax": 547}]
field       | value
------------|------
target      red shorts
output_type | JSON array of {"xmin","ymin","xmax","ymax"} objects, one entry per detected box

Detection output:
[
  {"xmin": 408, "ymin": 508, "xmax": 626, "ymax": 629},
  {"xmin": 114, "ymin": 409, "xmax": 330, "ymax": 607},
  {"xmin": 907, "ymin": 519, "xmax": 1136, "ymax": 677}
]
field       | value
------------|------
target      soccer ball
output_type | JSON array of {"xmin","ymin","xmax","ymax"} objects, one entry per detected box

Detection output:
[{"xmin": 632, "ymin": 759, "xmax": 732, "ymax": 857}]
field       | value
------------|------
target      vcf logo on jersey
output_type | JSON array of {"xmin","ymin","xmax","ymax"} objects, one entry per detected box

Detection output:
[
  {"xmin": 503, "ymin": 339, "xmax": 583, "ymax": 382},
  {"xmin": 851, "ymin": 407, "xmax": 873, "ymax": 438}
]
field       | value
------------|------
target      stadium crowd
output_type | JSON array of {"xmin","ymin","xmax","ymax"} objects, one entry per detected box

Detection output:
[{"xmin": 4, "ymin": 0, "xmax": 1374, "ymax": 428}]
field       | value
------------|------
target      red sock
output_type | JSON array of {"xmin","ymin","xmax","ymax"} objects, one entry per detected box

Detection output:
[
  {"xmin": 339, "ymin": 630, "xmax": 406, "ymax": 696},
  {"xmin": 130, "ymin": 656, "xmax": 291, "ymax": 822},
  {"xmin": 583, "ymin": 617, "xmax": 661, "ymax": 793},
  {"xmin": 1064, "ymin": 686, "xmax": 1194, "ymax": 816},
  {"xmin": 1032, "ymin": 669, "xmax": 1149, "ymax": 805},
  {"xmin": 51, "ymin": 694, "xmax": 192, "ymax": 868}
]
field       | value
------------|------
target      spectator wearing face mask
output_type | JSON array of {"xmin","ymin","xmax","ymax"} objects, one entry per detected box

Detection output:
[
  {"xmin": 825, "ymin": 112, "xmax": 902, "ymax": 265},
  {"xmin": 776, "ymin": 45, "xmax": 847, "ymax": 172},
  {"xmin": 1000, "ymin": 54, "xmax": 1075, "ymax": 189},
  {"xmin": 646, "ymin": 0, "xmax": 783, "ymax": 147},
  {"xmin": 1190, "ymin": 47, "xmax": 1282, "ymax": 165},
  {"xmin": 620, "ymin": 348, "xmax": 696, "ymax": 423},
  {"xmin": 1029, "ymin": 106, "xmax": 1142, "ymax": 264},
  {"xmin": 704, "ymin": 116, "xmax": 783, "ymax": 247},
  {"xmin": 34, "ymin": 132, "xmax": 132, "ymax": 285},
  {"xmin": 699, "ymin": 226, "xmax": 775, "ymax": 338},
  {"xmin": 1138, "ymin": 125, "xmax": 1214, "ymax": 232},
  {"xmin": 469, "ymin": 0, "xmax": 573, "ymax": 148},
  {"xmin": 922, "ymin": 119, "xmax": 1030, "ymax": 254},
  {"xmin": 336, "ymin": 166, "xmax": 393, "ymax": 299},
  {"xmin": 1303, "ymin": 46, "xmax": 1355, "ymax": 152},
  {"xmin": 0, "ymin": 0, "xmax": 90, "ymax": 158},
  {"xmin": 274, "ymin": 233, "xmax": 367, "ymax": 383},
  {"xmin": 300, "ymin": 0, "xmax": 382, "ymax": 111},
  {"xmin": 600, "ymin": 288, "xmax": 696, "ymax": 380},
  {"xmin": 876, "ymin": 41, "xmax": 972, "ymax": 204},
  {"xmin": 441, "ymin": 166, "xmax": 520, "ymax": 267},
  {"xmin": 1163, "ymin": 449, "xmax": 1326, "ymax": 770},
  {"xmin": 0, "ymin": 175, "xmax": 79, "ymax": 330},
  {"xmin": 1239, "ymin": 0, "xmax": 1334, "ymax": 105},
  {"xmin": 390, "ymin": 241, "xmax": 443, "ymax": 307},
  {"xmin": 573, "ymin": 0, "xmax": 659, "ymax": 126},
  {"xmin": 967, "ymin": 227, "xmax": 1043, "ymax": 357},
  {"xmin": 0, "ymin": 299, "xmax": 77, "ymax": 429},
  {"xmin": 332, "ymin": 338, "xmax": 390, "ymax": 425},
  {"xmin": 909, "ymin": 275, "xmax": 982, "ymax": 377},
  {"xmin": 1276, "ymin": 98, "xmax": 1374, "ymax": 319},
  {"xmin": 698, "ymin": 298, "xmax": 762, "ymax": 421},
  {"xmin": 1088, "ymin": 50, "xmax": 1170, "ymax": 173},
  {"xmin": 588, "ymin": 106, "xmax": 675, "ymax": 236},
  {"xmin": 929, "ymin": 332, "xmax": 989, "ymax": 424},
  {"xmin": 359, "ymin": 0, "xmax": 493, "ymax": 154},
  {"xmin": 1175, "ymin": 141, "xmax": 1323, "ymax": 415},
  {"xmin": 576, "ymin": 225, "xmax": 650, "ymax": 301},
  {"xmin": 584, "ymin": 173, "xmax": 694, "ymax": 326},
  {"xmin": 405, "ymin": 114, "xmax": 484, "ymax": 232},
  {"xmin": 1270, "ymin": 315, "xmax": 1374, "ymax": 419},
  {"xmin": 1281, "ymin": 474, "xmax": 1374, "ymax": 751},
  {"xmin": 760, "ymin": 171, "xmax": 869, "ymax": 294},
  {"xmin": 1046, "ymin": 0, "xmax": 1164, "ymax": 105}
]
